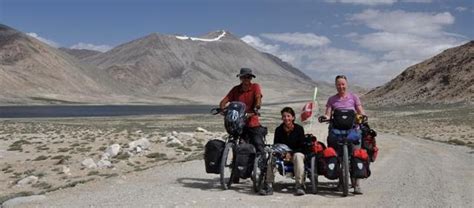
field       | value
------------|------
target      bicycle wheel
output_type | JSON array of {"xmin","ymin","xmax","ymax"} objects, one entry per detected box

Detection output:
[
  {"xmin": 310, "ymin": 156, "xmax": 318, "ymax": 194},
  {"xmin": 251, "ymin": 154, "xmax": 264, "ymax": 193},
  {"xmin": 220, "ymin": 142, "xmax": 235, "ymax": 190},
  {"xmin": 341, "ymin": 144, "xmax": 350, "ymax": 197}
]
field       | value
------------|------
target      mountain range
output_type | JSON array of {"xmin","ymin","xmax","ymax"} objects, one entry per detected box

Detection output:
[
  {"xmin": 0, "ymin": 24, "xmax": 322, "ymax": 105},
  {"xmin": 0, "ymin": 23, "xmax": 472, "ymax": 106}
]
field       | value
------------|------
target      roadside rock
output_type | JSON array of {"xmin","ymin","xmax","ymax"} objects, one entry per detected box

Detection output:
[
  {"xmin": 195, "ymin": 127, "xmax": 208, "ymax": 133},
  {"xmin": 2, "ymin": 195, "xmax": 46, "ymax": 208},
  {"xmin": 159, "ymin": 136, "xmax": 168, "ymax": 143},
  {"xmin": 16, "ymin": 176, "xmax": 38, "ymax": 186},
  {"xmin": 105, "ymin": 144, "xmax": 121, "ymax": 158},
  {"xmin": 62, "ymin": 166, "xmax": 71, "ymax": 176},
  {"xmin": 128, "ymin": 138, "xmax": 151, "ymax": 151},
  {"xmin": 97, "ymin": 159, "xmax": 112, "ymax": 168},
  {"xmin": 81, "ymin": 158, "xmax": 97, "ymax": 169},
  {"xmin": 166, "ymin": 136, "xmax": 183, "ymax": 147}
]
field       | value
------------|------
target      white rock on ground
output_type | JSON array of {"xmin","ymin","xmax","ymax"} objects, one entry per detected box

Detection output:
[
  {"xmin": 167, "ymin": 137, "xmax": 183, "ymax": 146},
  {"xmin": 97, "ymin": 160, "xmax": 112, "ymax": 168},
  {"xmin": 81, "ymin": 158, "xmax": 97, "ymax": 169},
  {"xmin": 136, "ymin": 146, "xmax": 143, "ymax": 153},
  {"xmin": 62, "ymin": 166, "xmax": 71, "ymax": 176},
  {"xmin": 172, "ymin": 131, "xmax": 178, "ymax": 136},
  {"xmin": 159, "ymin": 136, "xmax": 168, "ymax": 143},
  {"xmin": 105, "ymin": 144, "xmax": 121, "ymax": 158},
  {"xmin": 2, "ymin": 195, "xmax": 46, "ymax": 208},
  {"xmin": 128, "ymin": 138, "xmax": 151, "ymax": 151},
  {"xmin": 195, "ymin": 127, "xmax": 208, "ymax": 133},
  {"xmin": 16, "ymin": 176, "xmax": 38, "ymax": 186},
  {"xmin": 101, "ymin": 153, "xmax": 110, "ymax": 160}
]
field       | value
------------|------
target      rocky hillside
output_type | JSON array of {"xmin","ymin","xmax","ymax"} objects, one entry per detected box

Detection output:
[
  {"xmin": 0, "ymin": 24, "xmax": 118, "ymax": 104},
  {"xmin": 364, "ymin": 41, "xmax": 473, "ymax": 106},
  {"xmin": 84, "ymin": 30, "xmax": 318, "ymax": 104}
]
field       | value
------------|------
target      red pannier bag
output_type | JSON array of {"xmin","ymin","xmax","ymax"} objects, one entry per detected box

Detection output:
[
  {"xmin": 351, "ymin": 148, "xmax": 370, "ymax": 178},
  {"xmin": 363, "ymin": 134, "xmax": 379, "ymax": 162},
  {"xmin": 321, "ymin": 147, "xmax": 339, "ymax": 179}
]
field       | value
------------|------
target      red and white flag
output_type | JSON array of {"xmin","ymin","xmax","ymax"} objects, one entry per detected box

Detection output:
[{"xmin": 301, "ymin": 101, "xmax": 314, "ymax": 122}]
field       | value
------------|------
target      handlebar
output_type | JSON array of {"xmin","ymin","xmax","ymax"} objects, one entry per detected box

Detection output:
[
  {"xmin": 210, "ymin": 107, "xmax": 260, "ymax": 117},
  {"xmin": 317, "ymin": 115, "xmax": 369, "ymax": 123}
]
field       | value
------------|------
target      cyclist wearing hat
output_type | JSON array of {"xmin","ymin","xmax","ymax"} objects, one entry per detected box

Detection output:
[{"xmin": 219, "ymin": 68, "xmax": 265, "ymax": 154}]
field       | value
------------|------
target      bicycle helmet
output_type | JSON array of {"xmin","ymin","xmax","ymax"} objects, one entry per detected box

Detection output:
[
  {"xmin": 272, "ymin": 143, "xmax": 292, "ymax": 155},
  {"xmin": 224, "ymin": 101, "xmax": 246, "ymax": 136}
]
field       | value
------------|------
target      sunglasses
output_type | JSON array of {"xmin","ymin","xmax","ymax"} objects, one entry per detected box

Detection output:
[{"xmin": 241, "ymin": 75, "xmax": 253, "ymax": 79}]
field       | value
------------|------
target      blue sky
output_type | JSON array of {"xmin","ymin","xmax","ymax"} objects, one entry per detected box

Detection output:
[{"xmin": 1, "ymin": 0, "xmax": 473, "ymax": 87}]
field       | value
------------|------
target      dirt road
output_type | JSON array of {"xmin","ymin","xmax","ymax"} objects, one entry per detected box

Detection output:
[{"xmin": 5, "ymin": 133, "xmax": 473, "ymax": 208}]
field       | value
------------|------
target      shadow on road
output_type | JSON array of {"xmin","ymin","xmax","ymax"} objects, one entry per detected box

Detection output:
[
  {"xmin": 176, "ymin": 177, "xmax": 258, "ymax": 195},
  {"xmin": 176, "ymin": 177, "xmax": 353, "ymax": 197},
  {"xmin": 314, "ymin": 181, "xmax": 357, "ymax": 198}
]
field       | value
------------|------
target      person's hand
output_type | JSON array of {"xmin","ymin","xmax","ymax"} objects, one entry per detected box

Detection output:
[
  {"xmin": 318, "ymin": 115, "xmax": 328, "ymax": 123},
  {"xmin": 283, "ymin": 152, "xmax": 292, "ymax": 162},
  {"xmin": 219, "ymin": 108, "xmax": 225, "ymax": 116}
]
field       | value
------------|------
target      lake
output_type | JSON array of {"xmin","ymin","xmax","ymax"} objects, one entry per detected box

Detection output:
[{"xmin": 0, "ymin": 105, "xmax": 214, "ymax": 118}]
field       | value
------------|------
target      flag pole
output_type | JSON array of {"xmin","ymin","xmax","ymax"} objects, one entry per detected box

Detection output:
[{"xmin": 309, "ymin": 87, "xmax": 318, "ymax": 132}]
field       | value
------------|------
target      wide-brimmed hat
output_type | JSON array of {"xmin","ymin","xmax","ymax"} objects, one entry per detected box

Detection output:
[{"xmin": 236, "ymin": 68, "xmax": 256, "ymax": 78}]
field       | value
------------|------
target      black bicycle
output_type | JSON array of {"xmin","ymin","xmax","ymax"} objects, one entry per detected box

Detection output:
[
  {"xmin": 319, "ymin": 111, "xmax": 367, "ymax": 197},
  {"xmin": 211, "ymin": 101, "xmax": 264, "ymax": 191}
]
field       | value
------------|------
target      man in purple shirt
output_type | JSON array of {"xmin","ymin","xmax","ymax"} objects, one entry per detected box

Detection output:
[{"xmin": 321, "ymin": 75, "xmax": 366, "ymax": 195}]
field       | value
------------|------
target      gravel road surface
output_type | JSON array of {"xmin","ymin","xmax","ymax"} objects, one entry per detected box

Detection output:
[{"xmin": 4, "ymin": 134, "xmax": 473, "ymax": 208}]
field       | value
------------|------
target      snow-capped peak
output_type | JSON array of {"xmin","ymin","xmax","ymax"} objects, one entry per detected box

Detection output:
[{"xmin": 176, "ymin": 31, "xmax": 226, "ymax": 42}]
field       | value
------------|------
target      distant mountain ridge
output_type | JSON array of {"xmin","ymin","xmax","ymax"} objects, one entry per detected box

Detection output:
[
  {"xmin": 59, "ymin": 48, "xmax": 102, "ymax": 60},
  {"xmin": 83, "ymin": 30, "xmax": 318, "ymax": 103},
  {"xmin": 0, "ymin": 24, "xmax": 321, "ymax": 104},
  {"xmin": 363, "ymin": 41, "xmax": 473, "ymax": 106}
]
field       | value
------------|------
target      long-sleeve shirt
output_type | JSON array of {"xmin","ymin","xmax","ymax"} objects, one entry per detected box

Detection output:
[{"xmin": 274, "ymin": 123, "xmax": 306, "ymax": 153}]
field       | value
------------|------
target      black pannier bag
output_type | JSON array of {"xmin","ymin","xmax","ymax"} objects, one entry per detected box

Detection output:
[
  {"xmin": 235, "ymin": 143, "xmax": 256, "ymax": 179},
  {"xmin": 204, "ymin": 139, "xmax": 225, "ymax": 174},
  {"xmin": 322, "ymin": 147, "xmax": 339, "ymax": 180},
  {"xmin": 324, "ymin": 157, "xmax": 340, "ymax": 180},
  {"xmin": 332, "ymin": 109, "xmax": 356, "ymax": 130},
  {"xmin": 351, "ymin": 148, "xmax": 371, "ymax": 178},
  {"xmin": 351, "ymin": 157, "xmax": 371, "ymax": 178}
]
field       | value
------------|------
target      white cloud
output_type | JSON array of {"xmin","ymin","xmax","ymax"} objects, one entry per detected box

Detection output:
[
  {"xmin": 455, "ymin": 7, "xmax": 467, "ymax": 12},
  {"xmin": 354, "ymin": 32, "xmax": 461, "ymax": 60},
  {"xmin": 70, "ymin": 42, "xmax": 112, "ymax": 52},
  {"xmin": 241, "ymin": 35, "xmax": 295, "ymax": 63},
  {"xmin": 26, "ymin": 32, "xmax": 60, "ymax": 48},
  {"xmin": 350, "ymin": 9, "xmax": 454, "ymax": 36},
  {"xmin": 241, "ymin": 35, "xmax": 280, "ymax": 54},
  {"xmin": 261, "ymin": 33, "xmax": 331, "ymax": 47},
  {"xmin": 241, "ymin": 8, "xmax": 467, "ymax": 88},
  {"xmin": 347, "ymin": 9, "xmax": 464, "ymax": 60}
]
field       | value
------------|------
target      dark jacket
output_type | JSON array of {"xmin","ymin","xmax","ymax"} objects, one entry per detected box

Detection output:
[{"xmin": 274, "ymin": 123, "xmax": 306, "ymax": 153}]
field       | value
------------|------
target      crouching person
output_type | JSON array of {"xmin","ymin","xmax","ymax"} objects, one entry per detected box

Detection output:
[{"xmin": 259, "ymin": 107, "xmax": 307, "ymax": 196}]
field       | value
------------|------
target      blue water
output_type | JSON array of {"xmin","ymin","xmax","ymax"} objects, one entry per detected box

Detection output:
[{"xmin": 0, "ymin": 105, "xmax": 214, "ymax": 118}]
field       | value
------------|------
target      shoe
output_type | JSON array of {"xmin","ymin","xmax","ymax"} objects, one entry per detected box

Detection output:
[
  {"xmin": 353, "ymin": 186, "xmax": 363, "ymax": 195},
  {"xmin": 259, "ymin": 184, "xmax": 273, "ymax": 196},
  {"xmin": 295, "ymin": 188, "xmax": 305, "ymax": 196}
]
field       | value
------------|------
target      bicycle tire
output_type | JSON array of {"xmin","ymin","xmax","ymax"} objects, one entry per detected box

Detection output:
[
  {"xmin": 341, "ymin": 144, "xmax": 350, "ymax": 197},
  {"xmin": 220, "ymin": 142, "xmax": 235, "ymax": 190},
  {"xmin": 310, "ymin": 155, "xmax": 318, "ymax": 194}
]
